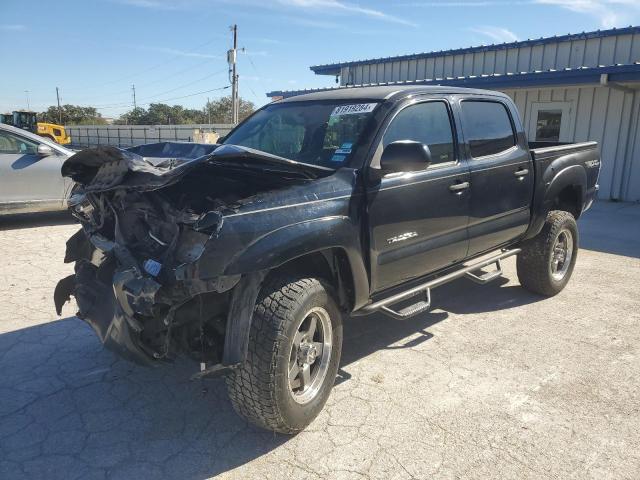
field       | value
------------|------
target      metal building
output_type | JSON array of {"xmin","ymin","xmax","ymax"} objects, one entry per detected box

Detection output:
[{"xmin": 267, "ymin": 27, "xmax": 640, "ymax": 202}]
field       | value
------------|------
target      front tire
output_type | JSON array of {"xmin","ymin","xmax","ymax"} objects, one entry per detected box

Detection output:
[
  {"xmin": 517, "ymin": 210, "xmax": 579, "ymax": 296},
  {"xmin": 226, "ymin": 275, "xmax": 343, "ymax": 434}
]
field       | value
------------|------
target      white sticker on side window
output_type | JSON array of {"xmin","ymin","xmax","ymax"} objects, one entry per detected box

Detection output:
[{"xmin": 330, "ymin": 103, "xmax": 377, "ymax": 117}]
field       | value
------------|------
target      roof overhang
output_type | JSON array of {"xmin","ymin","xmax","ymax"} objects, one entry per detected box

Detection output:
[
  {"xmin": 269, "ymin": 63, "xmax": 640, "ymax": 99},
  {"xmin": 310, "ymin": 26, "xmax": 640, "ymax": 75}
]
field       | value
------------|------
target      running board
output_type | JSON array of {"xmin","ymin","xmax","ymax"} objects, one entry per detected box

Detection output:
[
  {"xmin": 355, "ymin": 249, "xmax": 520, "ymax": 321},
  {"xmin": 465, "ymin": 259, "xmax": 503, "ymax": 285}
]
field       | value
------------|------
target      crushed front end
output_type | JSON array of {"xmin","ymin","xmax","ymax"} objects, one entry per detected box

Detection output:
[{"xmin": 54, "ymin": 145, "xmax": 314, "ymax": 368}]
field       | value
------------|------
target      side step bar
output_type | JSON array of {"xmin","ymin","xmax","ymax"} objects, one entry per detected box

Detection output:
[{"xmin": 355, "ymin": 248, "xmax": 521, "ymax": 321}]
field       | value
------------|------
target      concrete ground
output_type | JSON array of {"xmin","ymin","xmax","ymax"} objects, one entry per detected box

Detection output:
[{"xmin": 0, "ymin": 202, "xmax": 638, "ymax": 480}]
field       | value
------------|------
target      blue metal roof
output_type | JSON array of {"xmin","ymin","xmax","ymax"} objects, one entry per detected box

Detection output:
[
  {"xmin": 310, "ymin": 26, "xmax": 640, "ymax": 76},
  {"xmin": 267, "ymin": 63, "xmax": 640, "ymax": 99}
]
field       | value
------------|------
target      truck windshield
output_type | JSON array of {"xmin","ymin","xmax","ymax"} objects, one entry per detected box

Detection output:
[{"xmin": 223, "ymin": 101, "xmax": 379, "ymax": 168}]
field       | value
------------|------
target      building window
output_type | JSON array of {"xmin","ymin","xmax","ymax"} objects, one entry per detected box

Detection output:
[
  {"xmin": 528, "ymin": 101, "xmax": 573, "ymax": 143},
  {"xmin": 460, "ymin": 100, "xmax": 516, "ymax": 158},
  {"xmin": 535, "ymin": 110, "xmax": 562, "ymax": 141}
]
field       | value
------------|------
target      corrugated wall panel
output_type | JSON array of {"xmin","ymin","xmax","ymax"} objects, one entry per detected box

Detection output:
[
  {"xmin": 495, "ymin": 49, "xmax": 507, "ymax": 74},
  {"xmin": 392, "ymin": 61, "xmax": 401, "ymax": 81},
  {"xmin": 574, "ymin": 86, "xmax": 595, "ymax": 142},
  {"xmin": 518, "ymin": 46, "xmax": 532, "ymax": 72},
  {"xmin": 444, "ymin": 56, "xmax": 454, "ymax": 77},
  {"xmin": 584, "ymin": 37, "xmax": 602, "ymax": 66},
  {"xmin": 411, "ymin": 59, "xmax": 418, "ymax": 80},
  {"xmin": 597, "ymin": 36, "xmax": 616, "ymax": 65},
  {"xmin": 631, "ymin": 34, "xmax": 640, "ymax": 63},
  {"xmin": 589, "ymin": 88, "xmax": 612, "ymax": 197},
  {"xmin": 426, "ymin": 58, "xmax": 436, "ymax": 79},
  {"xmin": 400, "ymin": 60, "xmax": 410, "ymax": 81},
  {"xmin": 609, "ymin": 90, "xmax": 634, "ymax": 199},
  {"xmin": 530, "ymin": 45, "xmax": 544, "ymax": 70},
  {"xmin": 353, "ymin": 66, "xmax": 362, "ymax": 84},
  {"xmin": 484, "ymin": 51, "xmax": 496, "ymax": 74},
  {"xmin": 569, "ymin": 39, "xmax": 586, "ymax": 68},
  {"xmin": 453, "ymin": 54, "xmax": 464, "ymax": 77},
  {"xmin": 463, "ymin": 53, "xmax": 474, "ymax": 76},
  {"xmin": 473, "ymin": 52, "xmax": 484, "ymax": 76},
  {"xmin": 623, "ymin": 94, "xmax": 640, "ymax": 201},
  {"xmin": 563, "ymin": 87, "xmax": 579, "ymax": 139},
  {"xmin": 542, "ymin": 43, "xmax": 557, "ymax": 70},
  {"xmin": 556, "ymin": 42, "xmax": 571, "ymax": 69},
  {"xmin": 434, "ymin": 56, "xmax": 445, "ymax": 78},
  {"xmin": 614, "ymin": 34, "xmax": 633, "ymax": 64},
  {"xmin": 377, "ymin": 63, "xmax": 386, "ymax": 83},
  {"xmin": 506, "ymin": 48, "xmax": 519, "ymax": 73}
]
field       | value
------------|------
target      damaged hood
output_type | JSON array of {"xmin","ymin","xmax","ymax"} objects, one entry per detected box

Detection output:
[{"xmin": 61, "ymin": 143, "xmax": 332, "ymax": 191}]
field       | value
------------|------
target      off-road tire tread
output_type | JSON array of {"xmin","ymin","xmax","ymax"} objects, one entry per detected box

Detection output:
[
  {"xmin": 517, "ymin": 210, "xmax": 578, "ymax": 296},
  {"xmin": 225, "ymin": 275, "xmax": 331, "ymax": 434}
]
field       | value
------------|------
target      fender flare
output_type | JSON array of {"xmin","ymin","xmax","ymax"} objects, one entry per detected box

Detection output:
[
  {"xmin": 527, "ymin": 163, "xmax": 587, "ymax": 239},
  {"xmin": 221, "ymin": 217, "xmax": 370, "ymax": 366},
  {"xmin": 223, "ymin": 216, "xmax": 369, "ymax": 307}
]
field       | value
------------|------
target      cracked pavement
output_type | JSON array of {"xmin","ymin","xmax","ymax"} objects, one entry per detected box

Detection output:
[{"xmin": 0, "ymin": 202, "xmax": 639, "ymax": 480}]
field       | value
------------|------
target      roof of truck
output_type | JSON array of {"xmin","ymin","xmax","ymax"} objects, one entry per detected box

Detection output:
[{"xmin": 277, "ymin": 85, "xmax": 508, "ymax": 103}]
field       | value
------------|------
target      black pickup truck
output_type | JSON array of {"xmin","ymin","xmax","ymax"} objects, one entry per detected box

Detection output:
[{"xmin": 55, "ymin": 85, "xmax": 600, "ymax": 433}]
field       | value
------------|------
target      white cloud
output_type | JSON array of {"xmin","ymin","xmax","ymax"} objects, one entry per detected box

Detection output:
[
  {"xmin": 276, "ymin": 0, "xmax": 417, "ymax": 26},
  {"xmin": 241, "ymin": 49, "xmax": 269, "ymax": 57},
  {"xmin": 535, "ymin": 0, "xmax": 640, "ymax": 28},
  {"xmin": 0, "ymin": 24, "xmax": 26, "ymax": 31},
  {"xmin": 470, "ymin": 26, "xmax": 519, "ymax": 43},
  {"xmin": 115, "ymin": 0, "xmax": 191, "ymax": 9},
  {"xmin": 138, "ymin": 45, "xmax": 222, "ymax": 59}
]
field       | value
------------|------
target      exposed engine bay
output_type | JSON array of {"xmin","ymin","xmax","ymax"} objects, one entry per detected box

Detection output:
[{"xmin": 55, "ymin": 143, "xmax": 324, "ymax": 367}]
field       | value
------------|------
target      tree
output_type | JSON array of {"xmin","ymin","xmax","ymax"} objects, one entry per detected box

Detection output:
[
  {"xmin": 115, "ymin": 96, "xmax": 255, "ymax": 125},
  {"xmin": 204, "ymin": 96, "xmax": 255, "ymax": 124},
  {"xmin": 38, "ymin": 105, "xmax": 107, "ymax": 125}
]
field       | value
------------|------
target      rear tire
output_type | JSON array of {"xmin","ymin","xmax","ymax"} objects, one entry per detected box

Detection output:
[
  {"xmin": 226, "ymin": 274, "xmax": 343, "ymax": 434},
  {"xmin": 517, "ymin": 210, "xmax": 579, "ymax": 296}
]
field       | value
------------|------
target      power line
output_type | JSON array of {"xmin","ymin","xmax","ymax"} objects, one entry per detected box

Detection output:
[
  {"xmin": 142, "ymin": 68, "xmax": 227, "ymax": 101},
  {"xmin": 95, "ymin": 85, "xmax": 231, "ymax": 111},
  {"xmin": 90, "ymin": 68, "xmax": 228, "ymax": 108},
  {"xmin": 78, "ymin": 37, "xmax": 225, "ymax": 92}
]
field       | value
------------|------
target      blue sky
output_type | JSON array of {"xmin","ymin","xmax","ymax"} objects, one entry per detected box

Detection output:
[{"xmin": 1, "ymin": 0, "xmax": 639, "ymax": 118}]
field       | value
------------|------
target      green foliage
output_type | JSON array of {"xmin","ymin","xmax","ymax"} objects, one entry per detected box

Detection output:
[
  {"xmin": 38, "ymin": 105, "xmax": 107, "ymax": 125},
  {"xmin": 115, "ymin": 96, "xmax": 255, "ymax": 125}
]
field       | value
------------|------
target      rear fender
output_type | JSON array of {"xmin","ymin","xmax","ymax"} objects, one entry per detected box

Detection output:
[{"xmin": 527, "ymin": 163, "xmax": 586, "ymax": 239}]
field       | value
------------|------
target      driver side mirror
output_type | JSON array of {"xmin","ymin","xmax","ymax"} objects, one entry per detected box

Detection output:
[
  {"xmin": 37, "ymin": 144, "xmax": 54, "ymax": 157},
  {"xmin": 380, "ymin": 140, "xmax": 431, "ymax": 173}
]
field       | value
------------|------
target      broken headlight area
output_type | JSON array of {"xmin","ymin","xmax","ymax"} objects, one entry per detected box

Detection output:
[{"xmin": 55, "ymin": 146, "xmax": 311, "ymax": 366}]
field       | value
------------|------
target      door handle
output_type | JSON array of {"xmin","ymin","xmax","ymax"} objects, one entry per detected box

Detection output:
[
  {"xmin": 449, "ymin": 181, "xmax": 470, "ymax": 192},
  {"xmin": 514, "ymin": 168, "xmax": 529, "ymax": 177}
]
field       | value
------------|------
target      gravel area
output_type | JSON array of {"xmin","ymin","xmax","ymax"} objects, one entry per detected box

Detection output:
[{"xmin": 0, "ymin": 202, "xmax": 638, "ymax": 480}]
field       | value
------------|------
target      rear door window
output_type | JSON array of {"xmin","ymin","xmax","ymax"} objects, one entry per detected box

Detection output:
[
  {"xmin": 460, "ymin": 100, "xmax": 515, "ymax": 158},
  {"xmin": 0, "ymin": 131, "xmax": 38, "ymax": 154},
  {"xmin": 383, "ymin": 101, "xmax": 456, "ymax": 165}
]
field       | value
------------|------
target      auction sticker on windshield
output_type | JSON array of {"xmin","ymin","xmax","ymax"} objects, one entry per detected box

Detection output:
[{"xmin": 330, "ymin": 103, "xmax": 377, "ymax": 117}]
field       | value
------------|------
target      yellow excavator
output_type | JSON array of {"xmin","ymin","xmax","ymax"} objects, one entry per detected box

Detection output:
[{"xmin": 0, "ymin": 110, "xmax": 71, "ymax": 145}]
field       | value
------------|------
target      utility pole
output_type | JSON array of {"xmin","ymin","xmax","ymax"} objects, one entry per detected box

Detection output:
[
  {"xmin": 228, "ymin": 24, "xmax": 239, "ymax": 125},
  {"xmin": 24, "ymin": 90, "xmax": 30, "ymax": 110},
  {"xmin": 132, "ymin": 84, "xmax": 137, "ymax": 110},
  {"xmin": 207, "ymin": 97, "xmax": 211, "ymax": 126},
  {"xmin": 56, "ymin": 87, "xmax": 62, "ymax": 124}
]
